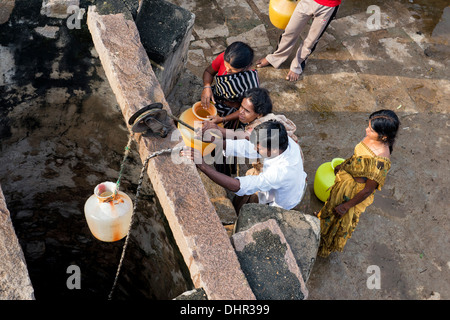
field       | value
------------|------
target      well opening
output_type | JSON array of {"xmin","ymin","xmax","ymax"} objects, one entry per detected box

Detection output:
[{"xmin": 0, "ymin": 0, "xmax": 191, "ymax": 299}]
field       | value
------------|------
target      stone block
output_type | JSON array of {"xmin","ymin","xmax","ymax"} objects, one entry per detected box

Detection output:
[
  {"xmin": 40, "ymin": 0, "xmax": 79, "ymax": 19},
  {"xmin": 0, "ymin": 0, "xmax": 15, "ymax": 24},
  {"xmin": 235, "ymin": 203, "xmax": 320, "ymax": 283},
  {"xmin": 0, "ymin": 184, "xmax": 35, "ymax": 300},
  {"xmin": 174, "ymin": 288, "xmax": 208, "ymax": 300},
  {"xmin": 34, "ymin": 25, "xmax": 60, "ymax": 39},
  {"xmin": 0, "ymin": 45, "xmax": 15, "ymax": 86},
  {"xmin": 93, "ymin": 0, "xmax": 139, "ymax": 20},
  {"xmin": 136, "ymin": 0, "xmax": 195, "ymax": 96},
  {"xmin": 232, "ymin": 219, "xmax": 308, "ymax": 300}
]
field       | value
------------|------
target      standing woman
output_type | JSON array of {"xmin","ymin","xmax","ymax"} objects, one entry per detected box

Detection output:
[
  {"xmin": 317, "ymin": 110, "xmax": 400, "ymax": 257},
  {"xmin": 201, "ymin": 41, "xmax": 259, "ymax": 131}
]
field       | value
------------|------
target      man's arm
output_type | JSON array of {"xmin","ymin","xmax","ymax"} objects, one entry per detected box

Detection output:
[
  {"xmin": 224, "ymin": 138, "xmax": 260, "ymax": 159},
  {"xmin": 181, "ymin": 147, "xmax": 240, "ymax": 192},
  {"xmin": 197, "ymin": 162, "xmax": 240, "ymax": 193}
]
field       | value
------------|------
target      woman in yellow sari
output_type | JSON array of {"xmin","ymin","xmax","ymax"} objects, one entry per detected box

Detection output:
[{"xmin": 317, "ymin": 110, "xmax": 400, "ymax": 257}]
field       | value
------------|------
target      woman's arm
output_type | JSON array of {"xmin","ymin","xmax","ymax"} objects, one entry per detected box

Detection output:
[
  {"xmin": 207, "ymin": 108, "xmax": 240, "ymax": 125},
  {"xmin": 333, "ymin": 179, "xmax": 378, "ymax": 218},
  {"xmin": 201, "ymin": 65, "xmax": 217, "ymax": 107}
]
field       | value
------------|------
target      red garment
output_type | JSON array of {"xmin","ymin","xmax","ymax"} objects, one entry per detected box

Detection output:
[
  {"xmin": 211, "ymin": 52, "xmax": 227, "ymax": 75},
  {"xmin": 314, "ymin": 0, "xmax": 341, "ymax": 7}
]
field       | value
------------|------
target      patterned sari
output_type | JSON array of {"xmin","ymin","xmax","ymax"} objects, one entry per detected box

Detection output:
[{"xmin": 318, "ymin": 142, "xmax": 391, "ymax": 257}]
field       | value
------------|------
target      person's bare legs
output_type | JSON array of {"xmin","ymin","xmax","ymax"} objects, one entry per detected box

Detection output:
[
  {"xmin": 256, "ymin": 1, "xmax": 312, "ymax": 76},
  {"xmin": 287, "ymin": 4, "xmax": 339, "ymax": 81}
]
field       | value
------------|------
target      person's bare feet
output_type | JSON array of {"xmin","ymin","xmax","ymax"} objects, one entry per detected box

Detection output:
[
  {"xmin": 256, "ymin": 57, "xmax": 271, "ymax": 68},
  {"xmin": 286, "ymin": 70, "xmax": 301, "ymax": 81}
]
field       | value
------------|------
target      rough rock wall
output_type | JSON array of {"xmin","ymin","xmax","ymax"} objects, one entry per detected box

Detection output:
[{"xmin": 0, "ymin": 184, "xmax": 35, "ymax": 300}]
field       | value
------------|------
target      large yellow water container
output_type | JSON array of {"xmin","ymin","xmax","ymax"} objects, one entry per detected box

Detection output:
[
  {"xmin": 314, "ymin": 158, "xmax": 345, "ymax": 202},
  {"xmin": 269, "ymin": 0, "xmax": 299, "ymax": 30},
  {"xmin": 178, "ymin": 102, "xmax": 221, "ymax": 156}
]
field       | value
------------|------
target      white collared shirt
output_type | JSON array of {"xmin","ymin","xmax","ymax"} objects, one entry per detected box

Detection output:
[{"xmin": 225, "ymin": 137, "xmax": 307, "ymax": 210}]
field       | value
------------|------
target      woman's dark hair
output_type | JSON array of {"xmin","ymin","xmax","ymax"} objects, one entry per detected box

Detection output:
[
  {"xmin": 243, "ymin": 88, "xmax": 272, "ymax": 116},
  {"xmin": 369, "ymin": 109, "xmax": 400, "ymax": 153},
  {"xmin": 250, "ymin": 120, "xmax": 289, "ymax": 153},
  {"xmin": 224, "ymin": 41, "xmax": 254, "ymax": 69}
]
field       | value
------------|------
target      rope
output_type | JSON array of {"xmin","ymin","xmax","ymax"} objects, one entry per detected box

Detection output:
[
  {"xmin": 108, "ymin": 143, "xmax": 183, "ymax": 300},
  {"xmin": 114, "ymin": 136, "xmax": 133, "ymax": 198}
]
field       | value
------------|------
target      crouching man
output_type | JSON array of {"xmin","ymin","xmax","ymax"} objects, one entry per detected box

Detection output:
[{"xmin": 182, "ymin": 120, "xmax": 307, "ymax": 211}]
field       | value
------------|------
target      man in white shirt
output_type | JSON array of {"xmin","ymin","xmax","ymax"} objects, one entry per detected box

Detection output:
[{"xmin": 182, "ymin": 120, "xmax": 307, "ymax": 210}]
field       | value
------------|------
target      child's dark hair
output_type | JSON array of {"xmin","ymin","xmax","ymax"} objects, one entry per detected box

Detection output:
[
  {"xmin": 243, "ymin": 88, "xmax": 273, "ymax": 116},
  {"xmin": 369, "ymin": 109, "xmax": 400, "ymax": 153},
  {"xmin": 224, "ymin": 41, "xmax": 254, "ymax": 69},
  {"xmin": 250, "ymin": 120, "xmax": 289, "ymax": 153}
]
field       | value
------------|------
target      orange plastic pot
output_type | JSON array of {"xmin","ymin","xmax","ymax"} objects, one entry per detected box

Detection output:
[
  {"xmin": 192, "ymin": 101, "xmax": 217, "ymax": 121},
  {"xmin": 269, "ymin": 0, "xmax": 299, "ymax": 30},
  {"xmin": 178, "ymin": 102, "xmax": 221, "ymax": 156}
]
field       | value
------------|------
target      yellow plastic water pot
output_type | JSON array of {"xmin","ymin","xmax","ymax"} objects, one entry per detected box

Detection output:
[
  {"xmin": 314, "ymin": 158, "xmax": 345, "ymax": 202},
  {"xmin": 269, "ymin": 0, "xmax": 299, "ymax": 30},
  {"xmin": 178, "ymin": 102, "xmax": 221, "ymax": 156}
]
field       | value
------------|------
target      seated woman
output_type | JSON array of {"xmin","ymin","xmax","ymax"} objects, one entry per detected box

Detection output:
[{"xmin": 201, "ymin": 41, "xmax": 259, "ymax": 131}]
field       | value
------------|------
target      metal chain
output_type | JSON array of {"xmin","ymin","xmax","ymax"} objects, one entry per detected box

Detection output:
[{"xmin": 108, "ymin": 143, "xmax": 183, "ymax": 300}]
